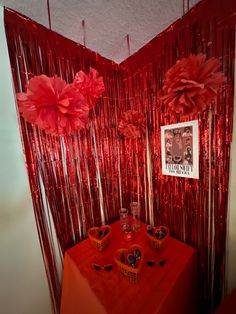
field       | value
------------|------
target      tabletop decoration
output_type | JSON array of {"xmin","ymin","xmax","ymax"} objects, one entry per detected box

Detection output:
[
  {"xmin": 162, "ymin": 53, "xmax": 226, "ymax": 116},
  {"xmin": 92, "ymin": 263, "xmax": 113, "ymax": 272},
  {"xmin": 122, "ymin": 224, "xmax": 134, "ymax": 242},
  {"xmin": 130, "ymin": 201, "xmax": 141, "ymax": 232},
  {"xmin": 119, "ymin": 207, "xmax": 129, "ymax": 231},
  {"xmin": 146, "ymin": 258, "xmax": 167, "ymax": 267},
  {"xmin": 88, "ymin": 225, "xmax": 111, "ymax": 251},
  {"xmin": 146, "ymin": 225, "xmax": 169, "ymax": 251},
  {"xmin": 114, "ymin": 244, "xmax": 144, "ymax": 283}
]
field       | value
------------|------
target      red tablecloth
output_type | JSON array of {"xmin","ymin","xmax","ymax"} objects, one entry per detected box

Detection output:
[{"xmin": 60, "ymin": 221, "xmax": 198, "ymax": 314}]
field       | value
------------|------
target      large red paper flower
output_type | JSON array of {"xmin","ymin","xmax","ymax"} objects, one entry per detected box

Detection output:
[
  {"xmin": 162, "ymin": 54, "xmax": 226, "ymax": 116},
  {"xmin": 17, "ymin": 75, "xmax": 89, "ymax": 135},
  {"xmin": 118, "ymin": 110, "xmax": 146, "ymax": 139},
  {"xmin": 73, "ymin": 67, "xmax": 105, "ymax": 109}
]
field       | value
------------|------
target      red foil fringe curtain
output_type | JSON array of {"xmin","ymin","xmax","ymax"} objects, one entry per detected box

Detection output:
[
  {"xmin": 121, "ymin": 0, "xmax": 236, "ymax": 312},
  {"xmin": 4, "ymin": 8, "xmax": 122, "ymax": 313},
  {"xmin": 4, "ymin": 0, "xmax": 236, "ymax": 313}
]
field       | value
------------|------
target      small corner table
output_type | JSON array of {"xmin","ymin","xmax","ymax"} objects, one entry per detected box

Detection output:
[{"xmin": 60, "ymin": 221, "xmax": 198, "ymax": 314}]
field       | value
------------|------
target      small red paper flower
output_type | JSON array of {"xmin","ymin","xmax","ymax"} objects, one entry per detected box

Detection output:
[
  {"xmin": 73, "ymin": 67, "xmax": 105, "ymax": 109},
  {"xmin": 17, "ymin": 75, "xmax": 89, "ymax": 135},
  {"xmin": 118, "ymin": 110, "xmax": 146, "ymax": 139},
  {"xmin": 162, "ymin": 54, "xmax": 226, "ymax": 116}
]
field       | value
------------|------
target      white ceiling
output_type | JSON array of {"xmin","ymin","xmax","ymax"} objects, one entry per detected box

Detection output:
[{"xmin": 0, "ymin": 0, "xmax": 200, "ymax": 63}]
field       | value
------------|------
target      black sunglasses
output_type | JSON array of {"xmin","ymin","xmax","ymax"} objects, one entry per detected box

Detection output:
[
  {"xmin": 146, "ymin": 259, "xmax": 167, "ymax": 267},
  {"xmin": 92, "ymin": 264, "xmax": 113, "ymax": 272}
]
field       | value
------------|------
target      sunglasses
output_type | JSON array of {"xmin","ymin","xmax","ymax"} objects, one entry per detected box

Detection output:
[
  {"xmin": 146, "ymin": 259, "xmax": 167, "ymax": 267},
  {"xmin": 97, "ymin": 229, "xmax": 109, "ymax": 239},
  {"xmin": 92, "ymin": 264, "xmax": 113, "ymax": 272},
  {"xmin": 146, "ymin": 226, "xmax": 167, "ymax": 240},
  {"xmin": 124, "ymin": 248, "xmax": 142, "ymax": 268}
]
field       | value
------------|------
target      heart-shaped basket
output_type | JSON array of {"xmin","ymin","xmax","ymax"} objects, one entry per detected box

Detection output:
[
  {"xmin": 88, "ymin": 225, "xmax": 112, "ymax": 251},
  {"xmin": 146, "ymin": 225, "xmax": 169, "ymax": 251},
  {"xmin": 114, "ymin": 244, "xmax": 144, "ymax": 283}
]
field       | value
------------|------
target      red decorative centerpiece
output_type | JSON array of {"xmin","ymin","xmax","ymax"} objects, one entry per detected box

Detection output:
[
  {"xmin": 114, "ymin": 244, "xmax": 144, "ymax": 283},
  {"xmin": 88, "ymin": 225, "xmax": 111, "ymax": 251},
  {"xmin": 146, "ymin": 225, "xmax": 169, "ymax": 251}
]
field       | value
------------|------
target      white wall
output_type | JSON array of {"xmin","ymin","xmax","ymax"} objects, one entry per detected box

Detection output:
[
  {"xmin": 226, "ymin": 33, "xmax": 236, "ymax": 294},
  {"xmin": 0, "ymin": 6, "xmax": 51, "ymax": 314}
]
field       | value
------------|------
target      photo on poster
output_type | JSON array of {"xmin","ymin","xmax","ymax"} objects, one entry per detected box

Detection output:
[{"xmin": 161, "ymin": 120, "xmax": 199, "ymax": 179}]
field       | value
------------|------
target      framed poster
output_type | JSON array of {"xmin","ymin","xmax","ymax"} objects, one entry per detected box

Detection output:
[{"xmin": 161, "ymin": 120, "xmax": 199, "ymax": 179}]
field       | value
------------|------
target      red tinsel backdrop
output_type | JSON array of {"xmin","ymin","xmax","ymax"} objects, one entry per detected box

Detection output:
[
  {"xmin": 121, "ymin": 0, "xmax": 236, "ymax": 312},
  {"xmin": 4, "ymin": 8, "xmax": 122, "ymax": 313},
  {"xmin": 4, "ymin": 0, "xmax": 236, "ymax": 313}
]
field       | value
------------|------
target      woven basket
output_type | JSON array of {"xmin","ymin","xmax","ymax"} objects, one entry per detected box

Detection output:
[
  {"xmin": 88, "ymin": 225, "xmax": 111, "ymax": 251},
  {"xmin": 114, "ymin": 244, "xmax": 144, "ymax": 283},
  {"xmin": 146, "ymin": 226, "xmax": 169, "ymax": 251}
]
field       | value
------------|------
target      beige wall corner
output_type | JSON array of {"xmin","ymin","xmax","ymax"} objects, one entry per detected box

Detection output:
[
  {"xmin": 226, "ymin": 31, "xmax": 236, "ymax": 295},
  {"xmin": 0, "ymin": 6, "xmax": 51, "ymax": 314}
]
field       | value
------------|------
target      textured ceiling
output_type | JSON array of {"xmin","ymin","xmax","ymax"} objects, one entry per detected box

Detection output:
[{"xmin": 0, "ymin": 0, "xmax": 200, "ymax": 63}]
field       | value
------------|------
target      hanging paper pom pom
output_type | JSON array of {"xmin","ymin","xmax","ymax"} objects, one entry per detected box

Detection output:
[
  {"xmin": 73, "ymin": 67, "xmax": 105, "ymax": 109},
  {"xmin": 162, "ymin": 54, "xmax": 226, "ymax": 116},
  {"xmin": 17, "ymin": 75, "xmax": 89, "ymax": 135},
  {"xmin": 118, "ymin": 110, "xmax": 146, "ymax": 139}
]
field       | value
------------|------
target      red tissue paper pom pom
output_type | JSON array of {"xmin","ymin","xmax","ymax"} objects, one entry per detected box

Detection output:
[
  {"xmin": 118, "ymin": 110, "xmax": 146, "ymax": 139},
  {"xmin": 73, "ymin": 67, "xmax": 105, "ymax": 109},
  {"xmin": 17, "ymin": 75, "xmax": 89, "ymax": 136},
  {"xmin": 162, "ymin": 54, "xmax": 226, "ymax": 116}
]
